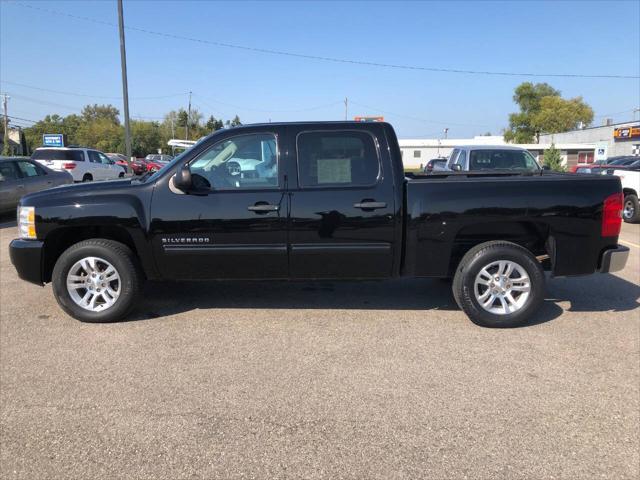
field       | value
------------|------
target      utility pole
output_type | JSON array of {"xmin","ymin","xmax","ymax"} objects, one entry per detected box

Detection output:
[
  {"xmin": 344, "ymin": 97, "xmax": 348, "ymax": 121},
  {"xmin": 2, "ymin": 94, "xmax": 9, "ymax": 156},
  {"xmin": 443, "ymin": 127, "xmax": 449, "ymax": 140},
  {"xmin": 186, "ymin": 91, "xmax": 192, "ymax": 140},
  {"xmin": 117, "ymin": 0, "xmax": 132, "ymax": 161}
]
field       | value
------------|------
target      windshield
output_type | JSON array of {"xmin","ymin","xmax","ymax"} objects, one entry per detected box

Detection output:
[{"xmin": 469, "ymin": 149, "xmax": 541, "ymax": 172}]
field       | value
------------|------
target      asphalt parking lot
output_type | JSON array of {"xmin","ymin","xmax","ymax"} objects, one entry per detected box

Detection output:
[{"xmin": 0, "ymin": 221, "xmax": 638, "ymax": 479}]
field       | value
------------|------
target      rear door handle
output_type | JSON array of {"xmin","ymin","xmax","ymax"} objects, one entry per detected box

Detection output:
[
  {"xmin": 248, "ymin": 203, "xmax": 279, "ymax": 213},
  {"xmin": 353, "ymin": 201, "xmax": 387, "ymax": 210}
]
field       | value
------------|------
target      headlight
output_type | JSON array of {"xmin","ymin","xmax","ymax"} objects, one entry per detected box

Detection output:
[{"xmin": 18, "ymin": 206, "xmax": 36, "ymax": 239}]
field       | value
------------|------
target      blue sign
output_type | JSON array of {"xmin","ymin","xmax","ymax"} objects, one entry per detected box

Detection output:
[{"xmin": 43, "ymin": 134, "xmax": 64, "ymax": 147}]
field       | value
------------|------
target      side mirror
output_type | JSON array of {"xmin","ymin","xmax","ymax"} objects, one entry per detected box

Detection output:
[
  {"xmin": 451, "ymin": 164, "xmax": 462, "ymax": 172},
  {"xmin": 542, "ymin": 165, "xmax": 551, "ymax": 171},
  {"xmin": 174, "ymin": 165, "xmax": 193, "ymax": 191}
]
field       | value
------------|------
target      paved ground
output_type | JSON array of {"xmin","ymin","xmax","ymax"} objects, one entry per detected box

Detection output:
[{"xmin": 0, "ymin": 221, "xmax": 638, "ymax": 479}]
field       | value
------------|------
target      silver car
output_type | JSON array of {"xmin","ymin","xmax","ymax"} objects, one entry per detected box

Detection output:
[
  {"xmin": 0, "ymin": 157, "xmax": 73, "ymax": 214},
  {"xmin": 439, "ymin": 145, "xmax": 542, "ymax": 173}
]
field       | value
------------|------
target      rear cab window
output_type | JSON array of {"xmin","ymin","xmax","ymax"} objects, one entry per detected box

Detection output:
[{"xmin": 296, "ymin": 130, "xmax": 380, "ymax": 188}]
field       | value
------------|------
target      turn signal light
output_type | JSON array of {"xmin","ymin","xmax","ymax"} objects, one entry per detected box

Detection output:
[
  {"xmin": 602, "ymin": 193, "xmax": 623, "ymax": 237},
  {"xmin": 18, "ymin": 206, "xmax": 37, "ymax": 240}
]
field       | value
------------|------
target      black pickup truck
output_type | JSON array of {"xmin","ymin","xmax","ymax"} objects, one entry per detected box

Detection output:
[{"xmin": 9, "ymin": 122, "xmax": 629, "ymax": 327}]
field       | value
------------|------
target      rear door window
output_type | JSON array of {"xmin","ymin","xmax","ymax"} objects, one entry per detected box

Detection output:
[
  {"xmin": 16, "ymin": 161, "xmax": 45, "ymax": 177},
  {"xmin": 88, "ymin": 151, "xmax": 102, "ymax": 163},
  {"xmin": 296, "ymin": 131, "xmax": 380, "ymax": 187},
  {"xmin": 0, "ymin": 162, "xmax": 20, "ymax": 181}
]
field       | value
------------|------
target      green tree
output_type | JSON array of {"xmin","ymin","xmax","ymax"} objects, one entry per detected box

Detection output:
[
  {"xmin": 542, "ymin": 144, "xmax": 565, "ymax": 172},
  {"xmin": 205, "ymin": 115, "xmax": 224, "ymax": 132},
  {"xmin": 130, "ymin": 120, "xmax": 162, "ymax": 157},
  {"xmin": 81, "ymin": 104, "xmax": 121, "ymax": 124},
  {"xmin": 504, "ymin": 82, "xmax": 593, "ymax": 143},
  {"xmin": 532, "ymin": 96, "xmax": 594, "ymax": 135},
  {"xmin": 75, "ymin": 118, "xmax": 123, "ymax": 153}
]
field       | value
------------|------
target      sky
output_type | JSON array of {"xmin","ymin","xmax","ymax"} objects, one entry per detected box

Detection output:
[{"xmin": 1, "ymin": 0, "xmax": 639, "ymax": 139}]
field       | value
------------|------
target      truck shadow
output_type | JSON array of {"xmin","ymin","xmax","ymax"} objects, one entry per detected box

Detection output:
[
  {"xmin": 546, "ymin": 273, "xmax": 640, "ymax": 314},
  {"xmin": 132, "ymin": 277, "xmax": 576, "ymax": 327}
]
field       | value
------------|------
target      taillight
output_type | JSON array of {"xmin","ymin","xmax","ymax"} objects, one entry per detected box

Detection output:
[
  {"xmin": 602, "ymin": 192, "xmax": 623, "ymax": 237},
  {"xmin": 62, "ymin": 162, "xmax": 76, "ymax": 170}
]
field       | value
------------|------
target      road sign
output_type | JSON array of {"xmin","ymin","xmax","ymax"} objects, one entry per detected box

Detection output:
[
  {"xmin": 43, "ymin": 134, "xmax": 65, "ymax": 147},
  {"xmin": 595, "ymin": 141, "xmax": 608, "ymax": 161}
]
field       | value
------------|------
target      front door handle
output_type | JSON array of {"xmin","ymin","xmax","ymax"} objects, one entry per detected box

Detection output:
[
  {"xmin": 248, "ymin": 203, "xmax": 279, "ymax": 213},
  {"xmin": 353, "ymin": 201, "xmax": 387, "ymax": 210}
]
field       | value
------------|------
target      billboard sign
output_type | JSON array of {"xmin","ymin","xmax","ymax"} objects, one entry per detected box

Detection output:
[
  {"xmin": 43, "ymin": 134, "xmax": 65, "ymax": 147},
  {"xmin": 613, "ymin": 125, "xmax": 640, "ymax": 140}
]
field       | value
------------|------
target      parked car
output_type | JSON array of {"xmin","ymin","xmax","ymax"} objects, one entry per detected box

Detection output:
[
  {"xmin": 9, "ymin": 122, "xmax": 628, "ymax": 327},
  {"xmin": 106, "ymin": 153, "xmax": 133, "ymax": 176},
  {"xmin": 570, "ymin": 156, "xmax": 640, "ymax": 174},
  {"xmin": 441, "ymin": 145, "xmax": 542, "ymax": 173},
  {"xmin": 0, "ymin": 157, "xmax": 72, "ymax": 214},
  {"xmin": 603, "ymin": 164, "xmax": 640, "ymax": 223},
  {"xmin": 32, "ymin": 147, "xmax": 126, "ymax": 182},
  {"xmin": 143, "ymin": 154, "xmax": 174, "ymax": 173},
  {"xmin": 422, "ymin": 157, "xmax": 448, "ymax": 174}
]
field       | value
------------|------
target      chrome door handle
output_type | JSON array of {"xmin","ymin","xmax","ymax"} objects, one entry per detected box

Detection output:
[
  {"xmin": 353, "ymin": 201, "xmax": 387, "ymax": 210},
  {"xmin": 248, "ymin": 204, "xmax": 279, "ymax": 212}
]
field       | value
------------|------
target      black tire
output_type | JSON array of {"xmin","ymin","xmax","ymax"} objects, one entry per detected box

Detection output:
[
  {"xmin": 51, "ymin": 239, "xmax": 142, "ymax": 323},
  {"xmin": 82, "ymin": 174, "xmax": 93, "ymax": 182},
  {"xmin": 452, "ymin": 241, "xmax": 545, "ymax": 328},
  {"xmin": 623, "ymin": 194, "xmax": 640, "ymax": 223},
  {"xmin": 118, "ymin": 172, "xmax": 125, "ymax": 178}
]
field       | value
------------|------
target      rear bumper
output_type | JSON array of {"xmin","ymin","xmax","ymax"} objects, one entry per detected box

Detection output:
[
  {"xmin": 9, "ymin": 239, "xmax": 44, "ymax": 285},
  {"xmin": 599, "ymin": 245, "xmax": 630, "ymax": 273}
]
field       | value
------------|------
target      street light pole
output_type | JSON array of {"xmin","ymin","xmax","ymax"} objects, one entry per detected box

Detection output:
[{"xmin": 117, "ymin": 0, "xmax": 132, "ymax": 161}]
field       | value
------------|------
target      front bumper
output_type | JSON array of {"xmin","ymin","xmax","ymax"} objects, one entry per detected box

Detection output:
[
  {"xmin": 599, "ymin": 245, "xmax": 630, "ymax": 273},
  {"xmin": 9, "ymin": 239, "xmax": 45, "ymax": 285}
]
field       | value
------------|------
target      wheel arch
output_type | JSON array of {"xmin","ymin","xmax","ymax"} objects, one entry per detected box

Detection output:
[
  {"xmin": 42, "ymin": 226, "xmax": 150, "ymax": 283},
  {"xmin": 448, "ymin": 221, "xmax": 550, "ymax": 276}
]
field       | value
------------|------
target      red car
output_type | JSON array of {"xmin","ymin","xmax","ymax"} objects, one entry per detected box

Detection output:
[
  {"xmin": 144, "ymin": 154, "xmax": 174, "ymax": 173},
  {"xmin": 106, "ymin": 153, "xmax": 147, "ymax": 176}
]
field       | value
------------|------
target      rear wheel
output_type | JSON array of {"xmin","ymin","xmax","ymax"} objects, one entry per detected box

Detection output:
[
  {"xmin": 452, "ymin": 241, "xmax": 545, "ymax": 328},
  {"xmin": 82, "ymin": 173, "xmax": 93, "ymax": 182},
  {"xmin": 623, "ymin": 194, "xmax": 639, "ymax": 223},
  {"xmin": 52, "ymin": 239, "xmax": 142, "ymax": 322}
]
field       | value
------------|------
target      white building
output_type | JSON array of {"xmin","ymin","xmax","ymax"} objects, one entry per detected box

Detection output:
[
  {"xmin": 539, "ymin": 120, "xmax": 640, "ymax": 159},
  {"xmin": 399, "ymin": 136, "xmax": 596, "ymax": 170}
]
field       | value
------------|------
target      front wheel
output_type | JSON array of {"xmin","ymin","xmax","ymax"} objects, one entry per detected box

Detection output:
[
  {"xmin": 52, "ymin": 239, "xmax": 142, "ymax": 322},
  {"xmin": 452, "ymin": 241, "xmax": 545, "ymax": 328},
  {"xmin": 623, "ymin": 194, "xmax": 639, "ymax": 223}
]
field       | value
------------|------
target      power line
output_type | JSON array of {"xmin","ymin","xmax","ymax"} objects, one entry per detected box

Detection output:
[
  {"xmin": 6, "ymin": 114, "xmax": 37, "ymax": 123},
  {"xmin": 193, "ymin": 93, "xmax": 343, "ymax": 114},
  {"xmin": 349, "ymin": 100, "xmax": 493, "ymax": 128},
  {"xmin": 13, "ymin": 1, "xmax": 639, "ymax": 80},
  {"xmin": 0, "ymin": 80, "xmax": 189, "ymax": 100}
]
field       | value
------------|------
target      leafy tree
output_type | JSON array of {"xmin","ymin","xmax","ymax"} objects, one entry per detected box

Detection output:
[
  {"xmin": 81, "ymin": 104, "xmax": 120, "ymax": 124},
  {"xmin": 75, "ymin": 118, "xmax": 123, "ymax": 153},
  {"xmin": 229, "ymin": 115, "xmax": 242, "ymax": 127},
  {"xmin": 504, "ymin": 82, "xmax": 593, "ymax": 143},
  {"xmin": 130, "ymin": 120, "xmax": 162, "ymax": 157},
  {"xmin": 206, "ymin": 115, "xmax": 224, "ymax": 132},
  {"xmin": 542, "ymin": 144, "xmax": 565, "ymax": 172},
  {"xmin": 532, "ymin": 96, "xmax": 594, "ymax": 135}
]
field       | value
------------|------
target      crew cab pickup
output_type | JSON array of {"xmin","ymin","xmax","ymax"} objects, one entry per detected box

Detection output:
[{"xmin": 9, "ymin": 122, "xmax": 629, "ymax": 327}]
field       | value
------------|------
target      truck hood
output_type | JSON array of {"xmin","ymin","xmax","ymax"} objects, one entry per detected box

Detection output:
[{"xmin": 19, "ymin": 178, "xmax": 137, "ymax": 205}]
